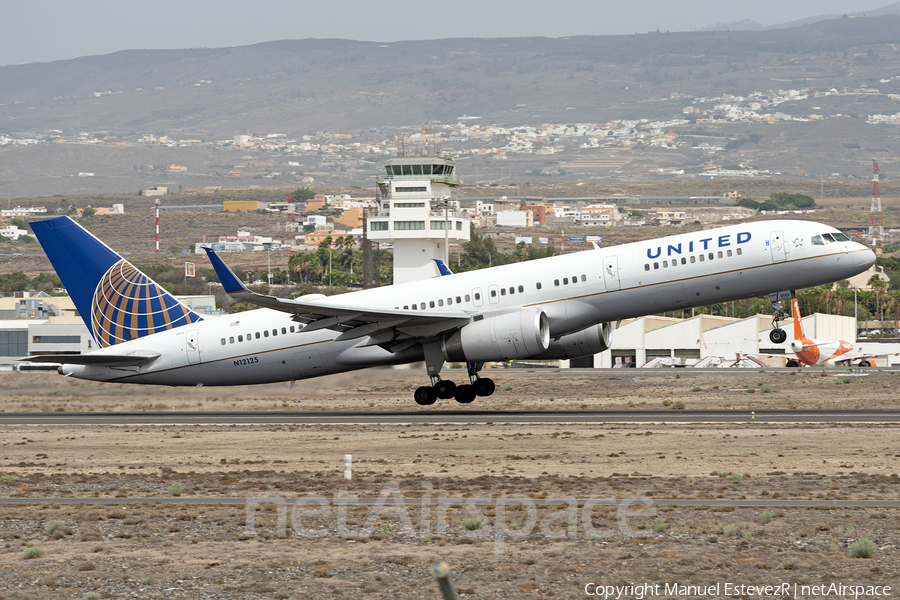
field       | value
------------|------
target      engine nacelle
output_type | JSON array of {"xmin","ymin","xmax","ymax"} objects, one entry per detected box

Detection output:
[
  {"xmin": 442, "ymin": 308, "xmax": 550, "ymax": 362},
  {"xmin": 529, "ymin": 322, "xmax": 612, "ymax": 360}
]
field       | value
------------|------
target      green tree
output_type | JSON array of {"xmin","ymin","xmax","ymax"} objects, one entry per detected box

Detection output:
[
  {"xmin": 81, "ymin": 207, "xmax": 96, "ymax": 218},
  {"xmin": 291, "ymin": 188, "xmax": 316, "ymax": 202}
]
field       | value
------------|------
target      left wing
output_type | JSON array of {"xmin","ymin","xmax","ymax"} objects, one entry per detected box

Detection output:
[{"xmin": 204, "ymin": 248, "xmax": 473, "ymax": 344}]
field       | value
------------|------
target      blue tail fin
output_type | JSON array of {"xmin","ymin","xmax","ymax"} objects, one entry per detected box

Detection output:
[
  {"xmin": 31, "ymin": 216, "xmax": 203, "ymax": 348},
  {"xmin": 433, "ymin": 259, "xmax": 454, "ymax": 276}
]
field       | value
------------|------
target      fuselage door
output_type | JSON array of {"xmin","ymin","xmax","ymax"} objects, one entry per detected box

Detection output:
[
  {"xmin": 185, "ymin": 329, "xmax": 201, "ymax": 365},
  {"xmin": 769, "ymin": 231, "xmax": 787, "ymax": 263},
  {"xmin": 603, "ymin": 256, "xmax": 621, "ymax": 292}
]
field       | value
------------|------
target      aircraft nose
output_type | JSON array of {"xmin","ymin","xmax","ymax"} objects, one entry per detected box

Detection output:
[{"xmin": 855, "ymin": 246, "xmax": 876, "ymax": 269}]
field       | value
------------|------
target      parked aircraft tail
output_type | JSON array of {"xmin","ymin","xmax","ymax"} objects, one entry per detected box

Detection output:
[
  {"xmin": 30, "ymin": 216, "xmax": 203, "ymax": 348},
  {"xmin": 791, "ymin": 298, "xmax": 805, "ymax": 340}
]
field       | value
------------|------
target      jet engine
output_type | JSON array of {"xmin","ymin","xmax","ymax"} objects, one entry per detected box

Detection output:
[
  {"xmin": 442, "ymin": 308, "xmax": 550, "ymax": 362},
  {"xmin": 529, "ymin": 322, "xmax": 612, "ymax": 360}
]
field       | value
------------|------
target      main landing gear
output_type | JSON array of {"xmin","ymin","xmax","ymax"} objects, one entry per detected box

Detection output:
[
  {"xmin": 413, "ymin": 361, "xmax": 496, "ymax": 406},
  {"xmin": 767, "ymin": 291, "xmax": 793, "ymax": 344}
]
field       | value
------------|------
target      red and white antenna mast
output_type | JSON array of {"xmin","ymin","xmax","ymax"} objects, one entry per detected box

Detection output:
[
  {"xmin": 869, "ymin": 160, "xmax": 884, "ymax": 245},
  {"xmin": 155, "ymin": 197, "xmax": 160, "ymax": 253}
]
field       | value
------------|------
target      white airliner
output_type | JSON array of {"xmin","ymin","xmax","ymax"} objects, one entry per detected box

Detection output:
[
  {"xmin": 26, "ymin": 216, "xmax": 875, "ymax": 405},
  {"xmin": 751, "ymin": 297, "xmax": 898, "ymax": 367}
]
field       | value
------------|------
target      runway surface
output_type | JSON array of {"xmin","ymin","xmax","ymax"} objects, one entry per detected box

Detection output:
[
  {"xmin": 0, "ymin": 497, "xmax": 898, "ymax": 508},
  {"xmin": 2, "ymin": 409, "xmax": 900, "ymax": 425}
]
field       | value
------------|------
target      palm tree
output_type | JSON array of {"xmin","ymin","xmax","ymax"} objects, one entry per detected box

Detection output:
[{"xmin": 868, "ymin": 275, "xmax": 888, "ymax": 324}]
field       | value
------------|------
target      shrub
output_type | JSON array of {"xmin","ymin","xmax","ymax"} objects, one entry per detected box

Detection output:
[
  {"xmin": 691, "ymin": 386, "xmax": 702, "ymax": 392},
  {"xmin": 462, "ymin": 518, "xmax": 482, "ymax": 531},
  {"xmin": 723, "ymin": 524, "xmax": 739, "ymax": 537},
  {"xmin": 167, "ymin": 483, "xmax": 184, "ymax": 497},
  {"xmin": 746, "ymin": 387, "xmax": 756, "ymax": 394},
  {"xmin": 85, "ymin": 593, "xmax": 101, "ymax": 600},
  {"xmin": 761, "ymin": 386, "xmax": 772, "ymax": 393},
  {"xmin": 672, "ymin": 400, "xmax": 686, "ymax": 409},
  {"xmin": 849, "ymin": 537, "xmax": 876, "ymax": 558},
  {"xmin": 662, "ymin": 399, "xmax": 672, "ymax": 406},
  {"xmin": 759, "ymin": 511, "xmax": 773, "ymax": 524},
  {"xmin": 23, "ymin": 547, "xmax": 45, "ymax": 559},
  {"xmin": 43, "ymin": 520, "xmax": 66, "ymax": 536},
  {"xmin": 731, "ymin": 474, "xmax": 743, "ymax": 484},
  {"xmin": 652, "ymin": 517, "xmax": 668, "ymax": 533},
  {"xmin": 143, "ymin": 576, "xmax": 158, "ymax": 585}
]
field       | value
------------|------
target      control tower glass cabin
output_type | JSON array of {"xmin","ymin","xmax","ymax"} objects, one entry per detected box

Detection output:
[{"xmin": 369, "ymin": 153, "xmax": 470, "ymax": 284}]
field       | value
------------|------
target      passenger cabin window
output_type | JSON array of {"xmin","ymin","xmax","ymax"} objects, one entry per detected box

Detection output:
[
  {"xmin": 429, "ymin": 301, "xmax": 435, "ymax": 308},
  {"xmin": 290, "ymin": 326, "xmax": 295, "ymax": 333},
  {"xmin": 726, "ymin": 250, "xmax": 732, "ymax": 257},
  {"xmin": 644, "ymin": 264, "xmax": 650, "ymax": 271},
  {"xmin": 221, "ymin": 338, "xmax": 226, "ymax": 345},
  {"xmin": 518, "ymin": 285, "xmax": 524, "ymax": 292},
  {"xmin": 717, "ymin": 251, "xmax": 723, "ymax": 259},
  {"xmin": 580, "ymin": 276, "xmax": 586, "ymax": 282},
  {"xmin": 447, "ymin": 298, "xmax": 452, "ymax": 305},
  {"xmin": 536, "ymin": 282, "xmax": 542, "ymax": 290},
  {"xmin": 438, "ymin": 299, "xmax": 444, "ymax": 306},
  {"xmin": 554, "ymin": 279, "xmax": 560, "ymax": 286},
  {"xmin": 699, "ymin": 255, "xmax": 704, "ymax": 262},
  {"xmin": 457, "ymin": 296, "xmax": 462, "ymax": 303},
  {"xmin": 737, "ymin": 248, "xmax": 742, "ymax": 255},
  {"xmin": 255, "ymin": 332, "xmax": 260, "ymax": 339},
  {"xmin": 272, "ymin": 329, "xmax": 277, "ymax": 336},
  {"xmin": 472, "ymin": 293, "xmax": 478, "ymax": 301},
  {"xmin": 229, "ymin": 337, "xmax": 234, "ymax": 344},
  {"xmin": 420, "ymin": 303, "xmax": 426, "ymax": 310},
  {"xmin": 690, "ymin": 256, "xmax": 696, "ymax": 264},
  {"xmin": 662, "ymin": 260, "xmax": 668, "ymax": 268},
  {"xmin": 563, "ymin": 278, "xmax": 569, "ymax": 284},
  {"xmin": 509, "ymin": 287, "xmax": 514, "ymax": 295},
  {"xmin": 500, "ymin": 288, "xmax": 506, "ymax": 296},
  {"xmin": 490, "ymin": 290, "xmax": 497, "ymax": 298},
  {"xmin": 264, "ymin": 330, "xmax": 269, "ymax": 338},
  {"xmin": 238, "ymin": 335, "xmax": 243, "ymax": 342},
  {"xmin": 681, "ymin": 258, "xmax": 686, "ymax": 265},
  {"xmin": 653, "ymin": 262, "xmax": 659, "ymax": 269}
]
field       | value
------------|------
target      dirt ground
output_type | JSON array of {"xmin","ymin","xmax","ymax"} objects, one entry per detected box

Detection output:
[{"xmin": 1, "ymin": 368, "xmax": 899, "ymax": 599}]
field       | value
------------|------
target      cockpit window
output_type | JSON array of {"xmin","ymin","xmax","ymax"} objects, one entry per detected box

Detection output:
[
  {"xmin": 832, "ymin": 232, "xmax": 850, "ymax": 242},
  {"xmin": 822, "ymin": 233, "xmax": 836, "ymax": 243},
  {"xmin": 811, "ymin": 235, "xmax": 825, "ymax": 245}
]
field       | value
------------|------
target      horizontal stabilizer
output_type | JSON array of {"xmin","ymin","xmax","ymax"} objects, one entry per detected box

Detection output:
[{"xmin": 20, "ymin": 353, "xmax": 160, "ymax": 367}]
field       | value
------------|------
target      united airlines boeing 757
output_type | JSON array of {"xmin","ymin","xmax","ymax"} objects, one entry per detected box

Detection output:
[{"xmin": 26, "ymin": 216, "xmax": 875, "ymax": 405}]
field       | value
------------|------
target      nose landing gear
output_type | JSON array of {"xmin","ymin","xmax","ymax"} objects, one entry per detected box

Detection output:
[{"xmin": 768, "ymin": 291, "xmax": 793, "ymax": 344}]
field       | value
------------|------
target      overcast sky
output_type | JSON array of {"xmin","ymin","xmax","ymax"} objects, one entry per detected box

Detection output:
[{"xmin": 0, "ymin": 0, "xmax": 893, "ymax": 67}]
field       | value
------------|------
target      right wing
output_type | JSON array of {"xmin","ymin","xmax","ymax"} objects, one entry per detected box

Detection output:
[{"xmin": 204, "ymin": 248, "xmax": 473, "ymax": 349}]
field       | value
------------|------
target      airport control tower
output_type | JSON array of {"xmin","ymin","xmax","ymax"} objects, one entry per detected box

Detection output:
[{"xmin": 369, "ymin": 148, "xmax": 470, "ymax": 284}]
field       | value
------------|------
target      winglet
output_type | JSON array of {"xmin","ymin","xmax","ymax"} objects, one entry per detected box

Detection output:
[
  {"xmin": 433, "ymin": 259, "xmax": 454, "ymax": 276},
  {"xmin": 203, "ymin": 247, "xmax": 250, "ymax": 294}
]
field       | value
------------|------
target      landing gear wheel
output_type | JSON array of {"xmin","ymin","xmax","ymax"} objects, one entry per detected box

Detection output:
[
  {"xmin": 769, "ymin": 328, "xmax": 787, "ymax": 344},
  {"xmin": 454, "ymin": 384, "xmax": 477, "ymax": 404},
  {"xmin": 434, "ymin": 379, "xmax": 457, "ymax": 399},
  {"xmin": 858, "ymin": 360, "xmax": 872, "ymax": 367},
  {"xmin": 414, "ymin": 386, "xmax": 437, "ymax": 406},
  {"xmin": 786, "ymin": 359, "xmax": 801, "ymax": 368},
  {"xmin": 473, "ymin": 377, "xmax": 495, "ymax": 397}
]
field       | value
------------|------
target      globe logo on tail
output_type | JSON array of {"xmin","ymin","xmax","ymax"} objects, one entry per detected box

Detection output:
[{"xmin": 91, "ymin": 260, "xmax": 201, "ymax": 347}]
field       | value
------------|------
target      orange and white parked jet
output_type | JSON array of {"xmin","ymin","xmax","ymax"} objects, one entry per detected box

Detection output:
[{"xmin": 755, "ymin": 298, "xmax": 897, "ymax": 367}]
